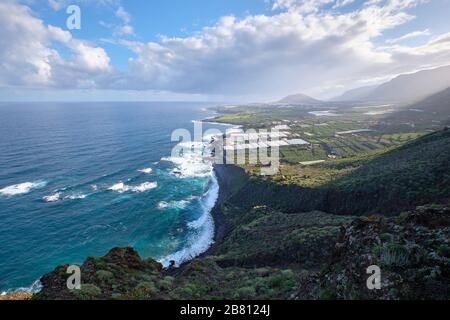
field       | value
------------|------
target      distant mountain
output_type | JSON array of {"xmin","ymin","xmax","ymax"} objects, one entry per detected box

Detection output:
[
  {"xmin": 335, "ymin": 65, "xmax": 450, "ymax": 103},
  {"xmin": 333, "ymin": 85, "xmax": 378, "ymax": 102},
  {"xmin": 407, "ymin": 87, "xmax": 450, "ymax": 114},
  {"xmin": 277, "ymin": 93, "xmax": 323, "ymax": 105}
]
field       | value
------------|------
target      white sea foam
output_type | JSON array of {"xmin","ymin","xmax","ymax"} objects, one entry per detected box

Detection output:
[
  {"xmin": 109, "ymin": 181, "xmax": 158, "ymax": 193},
  {"xmin": 43, "ymin": 191, "xmax": 87, "ymax": 202},
  {"xmin": 64, "ymin": 194, "xmax": 87, "ymax": 200},
  {"xmin": 159, "ymin": 174, "xmax": 219, "ymax": 267},
  {"xmin": 43, "ymin": 193, "xmax": 61, "ymax": 203},
  {"xmin": 133, "ymin": 182, "xmax": 158, "ymax": 192},
  {"xmin": 161, "ymin": 144, "xmax": 213, "ymax": 178},
  {"xmin": 2, "ymin": 279, "xmax": 42, "ymax": 295},
  {"xmin": 138, "ymin": 168, "xmax": 153, "ymax": 174},
  {"xmin": 157, "ymin": 199, "xmax": 190, "ymax": 210},
  {"xmin": 0, "ymin": 181, "xmax": 47, "ymax": 196}
]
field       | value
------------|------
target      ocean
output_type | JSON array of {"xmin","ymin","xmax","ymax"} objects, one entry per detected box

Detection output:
[{"xmin": 0, "ymin": 102, "xmax": 230, "ymax": 292}]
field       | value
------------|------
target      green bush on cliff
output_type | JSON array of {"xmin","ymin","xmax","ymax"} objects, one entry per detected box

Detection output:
[
  {"xmin": 72, "ymin": 284, "xmax": 102, "ymax": 300},
  {"xmin": 378, "ymin": 243, "xmax": 410, "ymax": 267}
]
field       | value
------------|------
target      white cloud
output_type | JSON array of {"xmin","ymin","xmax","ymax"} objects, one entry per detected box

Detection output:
[
  {"xmin": 334, "ymin": 0, "xmax": 355, "ymax": 7},
  {"xmin": 118, "ymin": 0, "xmax": 450, "ymax": 98},
  {"xmin": 47, "ymin": 0, "xmax": 63, "ymax": 11},
  {"xmin": 386, "ymin": 29, "xmax": 431, "ymax": 44},
  {"xmin": 4, "ymin": 0, "xmax": 450, "ymax": 100},
  {"xmin": 0, "ymin": 0, "xmax": 112, "ymax": 89},
  {"xmin": 272, "ymin": 0, "xmax": 334, "ymax": 13},
  {"xmin": 98, "ymin": 5, "xmax": 135, "ymax": 36},
  {"xmin": 114, "ymin": 6, "xmax": 134, "ymax": 35},
  {"xmin": 116, "ymin": 6, "xmax": 130, "ymax": 24}
]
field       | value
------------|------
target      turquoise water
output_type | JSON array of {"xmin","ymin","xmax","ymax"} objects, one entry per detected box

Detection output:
[{"xmin": 0, "ymin": 102, "xmax": 228, "ymax": 292}]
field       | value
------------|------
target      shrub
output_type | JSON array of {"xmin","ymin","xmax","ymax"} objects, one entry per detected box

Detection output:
[
  {"xmin": 235, "ymin": 286, "xmax": 256, "ymax": 299},
  {"xmin": 319, "ymin": 288, "xmax": 337, "ymax": 300},
  {"xmin": 125, "ymin": 281, "xmax": 157, "ymax": 299},
  {"xmin": 437, "ymin": 245, "xmax": 449, "ymax": 257},
  {"xmin": 158, "ymin": 276, "xmax": 174, "ymax": 291},
  {"xmin": 73, "ymin": 284, "xmax": 102, "ymax": 300},
  {"xmin": 96, "ymin": 270, "xmax": 113, "ymax": 283},
  {"xmin": 380, "ymin": 243, "xmax": 409, "ymax": 267}
]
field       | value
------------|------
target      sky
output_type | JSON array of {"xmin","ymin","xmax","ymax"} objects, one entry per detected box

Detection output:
[{"xmin": 0, "ymin": 0, "xmax": 450, "ymax": 102}]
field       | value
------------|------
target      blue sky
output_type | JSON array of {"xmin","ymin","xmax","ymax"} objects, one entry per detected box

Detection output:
[{"xmin": 1, "ymin": 0, "xmax": 450, "ymax": 101}]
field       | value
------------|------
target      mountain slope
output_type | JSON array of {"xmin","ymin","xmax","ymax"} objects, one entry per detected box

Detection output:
[
  {"xmin": 336, "ymin": 65, "xmax": 450, "ymax": 103},
  {"xmin": 333, "ymin": 85, "xmax": 377, "ymax": 101},
  {"xmin": 407, "ymin": 87, "xmax": 450, "ymax": 114},
  {"xmin": 365, "ymin": 65, "xmax": 450, "ymax": 103},
  {"xmin": 277, "ymin": 93, "xmax": 323, "ymax": 105}
]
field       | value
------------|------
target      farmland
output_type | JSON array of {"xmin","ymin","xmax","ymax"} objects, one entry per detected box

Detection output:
[{"xmin": 207, "ymin": 103, "xmax": 435, "ymax": 167}]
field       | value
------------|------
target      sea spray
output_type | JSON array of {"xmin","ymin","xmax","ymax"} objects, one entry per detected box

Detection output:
[
  {"xmin": 0, "ymin": 181, "xmax": 47, "ymax": 197},
  {"xmin": 159, "ymin": 172, "xmax": 219, "ymax": 267}
]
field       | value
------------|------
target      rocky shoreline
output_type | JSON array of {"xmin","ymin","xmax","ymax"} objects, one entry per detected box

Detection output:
[
  {"xmin": 15, "ymin": 140, "xmax": 450, "ymax": 299},
  {"xmin": 210, "ymin": 164, "xmax": 246, "ymax": 243},
  {"xmin": 1, "ymin": 164, "xmax": 241, "ymax": 300}
]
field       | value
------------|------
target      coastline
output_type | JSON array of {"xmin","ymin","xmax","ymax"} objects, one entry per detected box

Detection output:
[
  {"xmin": 210, "ymin": 165, "xmax": 231, "ymax": 244},
  {"xmin": 2, "ymin": 119, "xmax": 243, "ymax": 298},
  {"xmin": 209, "ymin": 164, "xmax": 247, "ymax": 244},
  {"xmin": 174, "ymin": 163, "xmax": 246, "ymax": 268}
]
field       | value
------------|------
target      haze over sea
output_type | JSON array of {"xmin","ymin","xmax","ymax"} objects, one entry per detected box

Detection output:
[{"xmin": 0, "ymin": 102, "xmax": 228, "ymax": 292}]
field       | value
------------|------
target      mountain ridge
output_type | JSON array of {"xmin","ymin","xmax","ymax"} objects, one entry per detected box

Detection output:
[
  {"xmin": 277, "ymin": 93, "xmax": 323, "ymax": 105},
  {"xmin": 334, "ymin": 65, "xmax": 450, "ymax": 103}
]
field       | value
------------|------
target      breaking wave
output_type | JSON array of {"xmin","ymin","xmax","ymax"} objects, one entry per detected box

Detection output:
[
  {"xmin": 159, "ymin": 138, "xmax": 219, "ymax": 267},
  {"xmin": 138, "ymin": 168, "xmax": 153, "ymax": 174},
  {"xmin": 157, "ymin": 199, "xmax": 191, "ymax": 211},
  {"xmin": 43, "ymin": 191, "xmax": 87, "ymax": 203},
  {"xmin": 43, "ymin": 193, "xmax": 61, "ymax": 203},
  {"xmin": 108, "ymin": 181, "xmax": 158, "ymax": 193},
  {"xmin": 0, "ymin": 181, "xmax": 47, "ymax": 197}
]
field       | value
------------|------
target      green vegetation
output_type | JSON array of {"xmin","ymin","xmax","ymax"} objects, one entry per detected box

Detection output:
[{"xmin": 36, "ymin": 102, "xmax": 450, "ymax": 300}]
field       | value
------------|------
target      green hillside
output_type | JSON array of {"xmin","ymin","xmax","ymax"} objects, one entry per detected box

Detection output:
[
  {"xmin": 327, "ymin": 129, "xmax": 450, "ymax": 214},
  {"xmin": 36, "ymin": 130, "xmax": 450, "ymax": 300}
]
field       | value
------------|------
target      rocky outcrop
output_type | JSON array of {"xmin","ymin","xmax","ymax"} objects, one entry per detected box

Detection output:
[
  {"xmin": 297, "ymin": 205, "xmax": 450, "ymax": 300},
  {"xmin": 0, "ymin": 292, "xmax": 33, "ymax": 300},
  {"xmin": 36, "ymin": 247, "xmax": 163, "ymax": 300}
]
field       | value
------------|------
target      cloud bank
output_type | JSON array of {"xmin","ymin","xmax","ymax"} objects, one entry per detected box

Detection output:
[
  {"xmin": 2, "ymin": 0, "xmax": 450, "ymax": 99},
  {"xmin": 0, "ymin": 0, "xmax": 112, "ymax": 89}
]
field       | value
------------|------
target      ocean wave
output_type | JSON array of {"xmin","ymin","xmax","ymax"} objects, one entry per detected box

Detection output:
[
  {"xmin": 1, "ymin": 279, "xmax": 42, "ymax": 295},
  {"xmin": 138, "ymin": 168, "xmax": 153, "ymax": 174},
  {"xmin": 161, "ymin": 146, "xmax": 213, "ymax": 178},
  {"xmin": 0, "ymin": 181, "xmax": 47, "ymax": 197},
  {"xmin": 157, "ymin": 199, "xmax": 191, "ymax": 211},
  {"xmin": 108, "ymin": 181, "xmax": 158, "ymax": 194},
  {"xmin": 43, "ymin": 192, "xmax": 61, "ymax": 203},
  {"xmin": 159, "ymin": 174, "xmax": 219, "ymax": 267},
  {"xmin": 43, "ymin": 191, "xmax": 87, "ymax": 202},
  {"xmin": 64, "ymin": 193, "xmax": 87, "ymax": 200}
]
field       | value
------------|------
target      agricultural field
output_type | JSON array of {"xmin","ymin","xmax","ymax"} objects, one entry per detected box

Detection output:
[{"xmin": 208, "ymin": 103, "xmax": 439, "ymax": 187}]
